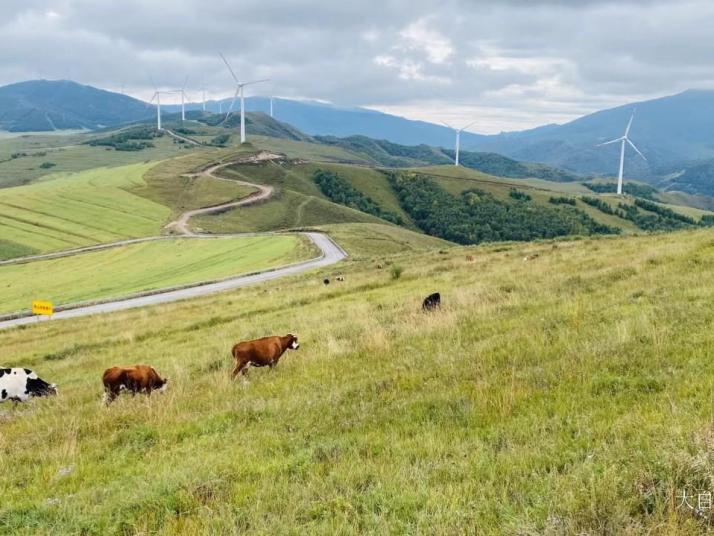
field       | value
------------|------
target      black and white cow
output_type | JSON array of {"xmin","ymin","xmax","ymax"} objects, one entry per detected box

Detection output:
[{"xmin": 0, "ymin": 368, "xmax": 57, "ymax": 404}]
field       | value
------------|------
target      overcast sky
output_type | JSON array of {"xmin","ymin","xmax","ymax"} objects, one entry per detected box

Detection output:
[{"xmin": 2, "ymin": 0, "xmax": 713, "ymax": 133}]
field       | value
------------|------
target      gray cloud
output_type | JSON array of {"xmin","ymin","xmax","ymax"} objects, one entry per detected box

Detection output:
[{"xmin": 1, "ymin": 0, "xmax": 711, "ymax": 133}]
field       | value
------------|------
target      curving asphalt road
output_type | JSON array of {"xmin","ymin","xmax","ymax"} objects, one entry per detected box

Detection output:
[
  {"xmin": 0, "ymin": 233, "xmax": 345, "ymax": 330},
  {"xmin": 0, "ymin": 153, "xmax": 347, "ymax": 331}
]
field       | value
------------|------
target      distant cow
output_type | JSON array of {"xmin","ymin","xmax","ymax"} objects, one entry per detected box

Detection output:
[
  {"xmin": 102, "ymin": 365, "xmax": 168, "ymax": 405},
  {"xmin": 466, "ymin": 255, "xmax": 475, "ymax": 262},
  {"xmin": 231, "ymin": 334, "xmax": 299, "ymax": 379},
  {"xmin": 523, "ymin": 254, "xmax": 540, "ymax": 262},
  {"xmin": 336, "ymin": 276, "xmax": 345, "ymax": 282},
  {"xmin": 0, "ymin": 368, "xmax": 57, "ymax": 405},
  {"xmin": 323, "ymin": 278, "xmax": 330, "ymax": 285},
  {"xmin": 422, "ymin": 292, "xmax": 441, "ymax": 312}
]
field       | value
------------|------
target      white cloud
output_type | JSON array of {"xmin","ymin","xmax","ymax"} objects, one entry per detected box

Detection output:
[
  {"xmin": 2, "ymin": 0, "xmax": 714, "ymax": 132},
  {"xmin": 398, "ymin": 18, "xmax": 454, "ymax": 64}
]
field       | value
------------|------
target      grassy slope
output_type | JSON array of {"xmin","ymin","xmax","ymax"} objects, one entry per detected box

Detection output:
[
  {"xmin": 1, "ymin": 230, "xmax": 714, "ymax": 533},
  {"xmin": 0, "ymin": 132, "xmax": 195, "ymax": 188},
  {"xmin": 131, "ymin": 146, "xmax": 258, "ymax": 217},
  {"xmin": 194, "ymin": 161, "xmax": 395, "ymax": 233},
  {"xmin": 0, "ymin": 163, "xmax": 171, "ymax": 252},
  {"xmin": 318, "ymin": 222, "xmax": 451, "ymax": 258},
  {"xmin": 0, "ymin": 235, "xmax": 313, "ymax": 315},
  {"xmin": 252, "ymin": 135, "xmax": 370, "ymax": 163}
]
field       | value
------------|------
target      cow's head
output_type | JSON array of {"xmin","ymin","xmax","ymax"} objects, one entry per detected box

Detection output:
[
  {"xmin": 25, "ymin": 371, "xmax": 57, "ymax": 398},
  {"xmin": 287, "ymin": 334, "xmax": 299, "ymax": 350},
  {"xmin": 156, "ymin": 377, "xmax": 169, "ymax": 393}
]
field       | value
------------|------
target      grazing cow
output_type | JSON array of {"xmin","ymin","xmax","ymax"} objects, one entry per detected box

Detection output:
[
  {"xmin": 102, "ymin": 365, "xmax": 168, "ymax": 405},
  {"xmin": 523, "ymin": 254, "xmax": 540, "ymax": 262},
  {"xmin": 323, "ymin": 278, "xmax": 330, "ymax": 285},
  {"xmin": 231, "ymin": 334, "xmax": 299, "ymax": 379},
  {"xmin": 0, "ymin": 368, "xmax": 57, "ymax": 405},
  {"xmin": 466, "ymin": 255, "xmax": 475, "ymax": 262},
  {"xmin": 422, "ymin": 292, "xmax": 441, "ymax": 312},
  {"xmin": 336, "ymin": 276, "xmax": 345, "ymax": 282}
]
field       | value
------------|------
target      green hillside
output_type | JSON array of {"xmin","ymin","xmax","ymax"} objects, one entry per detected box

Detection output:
[
  {"xmin": 0, "ymin": 163, "xmax": 170, "ymax": 253},
  {"xmin": 2, "ymin": 229, "xmax": 714, "ymax": 533}
]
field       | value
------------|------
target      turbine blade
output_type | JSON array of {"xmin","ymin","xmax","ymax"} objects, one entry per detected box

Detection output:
[
  {"xmin": 627, "ymin": 139, "xmax": 647, "ymax": 161},
  {"xmin": 441, "ymin": 121, "xmax": 454, "ymax": 130},
  {"xmin": 224, "ymin": 88, "xmax": 240, "ymax": 121},
  {"xmin": 597, "ymin": 137, "xmax": 624, "ymax": 147},
  {"xmin": 182, "ymin": 75, "xmax": 189, "ymax": 91},
  {"xmin": 460, "ymin": 120, "xmax": 477, "ymax": 131},
  {"xmin": 242, "ymin": 79, "xmax": 270, "ymax": 86},
  {"xmin": 624, "ymin": 110, "xmax": 635, "ymax": 137},
  {"xmin": 219, "ymin": 52, "xmax": 240, "ymax": 83}
]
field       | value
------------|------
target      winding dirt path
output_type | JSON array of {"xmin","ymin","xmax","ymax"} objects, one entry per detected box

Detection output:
[{"xmin": 164, "ymin": 151, "xmax": 280, "ymax": 236}]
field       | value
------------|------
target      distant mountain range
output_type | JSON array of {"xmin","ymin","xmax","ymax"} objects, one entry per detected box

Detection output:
[
  {"xmin": 4, "ymin": 80, "xmax": 714, "ymax": 194},
  {"xmin": 0, "ymin": 80, "xmax": 152, "ymax": 131}
]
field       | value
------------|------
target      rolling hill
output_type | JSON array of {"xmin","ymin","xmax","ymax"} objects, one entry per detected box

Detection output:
[{"xmin": 0, "ymin": 80, "xmax": 152, "ymax": 132}]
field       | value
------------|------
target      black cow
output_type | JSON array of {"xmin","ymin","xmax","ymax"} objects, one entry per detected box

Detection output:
[{"xmin": 422, "ymin": 292, "xmax": 441, "ymax": 312}]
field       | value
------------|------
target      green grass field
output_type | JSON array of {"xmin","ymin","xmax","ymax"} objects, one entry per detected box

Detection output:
[
  {"xmin": 317, "ymin": 222, "xmax": 451, "ymax": 258},
  {"xmin": 0, "ymin": 235, "xmax": 313, "ymax": 315},
  {"xmin": 0, "ymin": 163, "xmax": 171, "ymax": 253},
  {"xmin": 0, "ymin": 132, "xmax": 197, "ymax": 189},
  {"xmin": 2, "ymin": 229, "xmax": 714, "ymax": 533},
  {"xmin": 195, "ymin": 186, "xmax": 388, "ymax": 233}
]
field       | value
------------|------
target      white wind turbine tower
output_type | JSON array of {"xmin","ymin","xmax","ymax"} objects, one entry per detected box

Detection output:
[
  {"xmin": 149, "ymin": 90, "xmax": 173, "ymax": 130},
  {"xmin": 219, "ymin": 52, "xmax": 269, "ymax": 143},
  {"xmin": 270, "ymin": 96, "xmax": 274, "ymax": 118},
  {"xmin": 597, "ymin": 110, "xmax": 647, "ymax": 195},
  {"xmin": 169, "ymin": 76, "xmax": 189, "ymax": 122},
  {"xmin": 442, "ymin": 120, "xmax": 477, "ymax": 166}
]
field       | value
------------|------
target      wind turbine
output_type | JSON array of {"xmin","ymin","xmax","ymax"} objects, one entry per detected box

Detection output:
[
  {"xmin": 219, "ymin": 52, "xmax": 269, "ymax": 143},
  {"xmin": 597, "ymin": 110, "xmax": 647, "ymax": 195},
  {"xmin": 149, "ymin": 91, "xmax": 173, "ymax": 130},
  {"xmin": 169, "ymin": 76, "xmax": 189, "ymax": 122},
  {"xmin": 270, "ymin": 96, "xmax": 274, "ymax": 118},
  {"xmin": 442, "ymin": 121, "xmax": 477, "ymax": 166}
]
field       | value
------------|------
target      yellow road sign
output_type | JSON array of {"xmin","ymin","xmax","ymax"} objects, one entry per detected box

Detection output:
[{"xmin": 32, "ymin": 300, "xmax": 53, "ymax": 316}]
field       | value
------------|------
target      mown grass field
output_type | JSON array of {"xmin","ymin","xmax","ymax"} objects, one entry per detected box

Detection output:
[
  {"xmin": 2, "ymin": 229, "xmax": 714, "ymax": 533},
  {"xmin": 0, "ymin": 235, "xmax": 313, "ymax": 315},
  {"xmin": 0, "ymin": 162, "xmax": 172, "ymax": 253}
]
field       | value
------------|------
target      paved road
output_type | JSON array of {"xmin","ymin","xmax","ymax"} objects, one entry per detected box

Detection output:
[
  {"xmin": 0, "ymin": 152, "xmax": 347, "ymax": 330},
  {"xmin": 0, "ymin": 233, "xmax": 345, "ymax": 330}
]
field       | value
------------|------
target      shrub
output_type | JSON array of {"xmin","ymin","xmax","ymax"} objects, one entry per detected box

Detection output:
[
  {"xmin": 549, "ymin": 196, "xmax": 576, "ymax": 206},
  {"xmin": 390, "ymin": 265, "xmax": 403, "ymax": 280},
  {"xmin": 509, "ymin": 189, "xmax": 531, "ymax": 202}
]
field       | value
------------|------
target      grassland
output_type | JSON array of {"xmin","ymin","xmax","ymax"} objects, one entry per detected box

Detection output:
[
  {"xmin": 0, "ymin": 235, "xmax": 313, "ymax": 315},
  {"xmin": 317, "ymin": 222, "xmax": 451, "ymax": 257},
  {"xmin": 0, "ymin": 163, "xmax": 171, "ymax": 253},
  {"xmin": 132, "ymin": 146, "xmax": 259, "ymax": 216},
  {"xmin": 0, "ymin": 132, "xmax": 196, "ymax": 188},
  {"xmin": 1, "ymin": 228, "xmax": 714, "ymax": 533}
]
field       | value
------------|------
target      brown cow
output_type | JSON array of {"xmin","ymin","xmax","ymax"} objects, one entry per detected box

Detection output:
[
  {"xmin": 231, "ymin": 334, "xmax": 299, "ymax": 379},
  {"xmin": 102, "ymin": 365, "xmax": 168, "ymax": 405}
]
